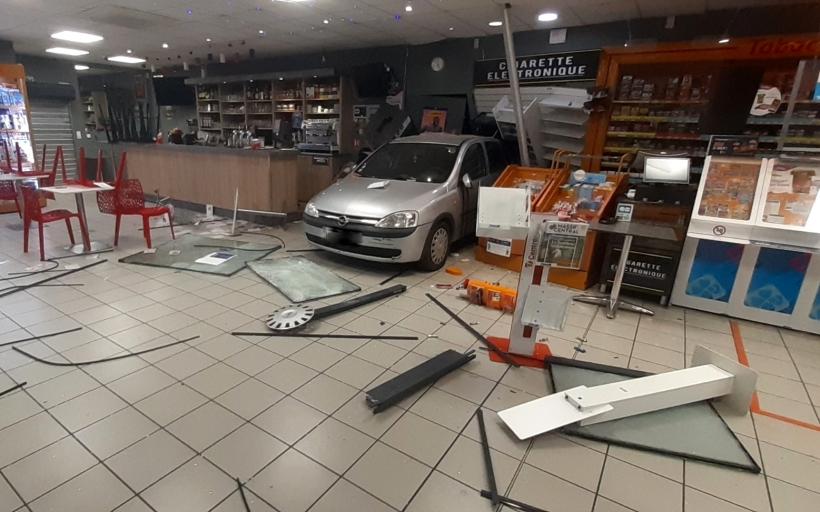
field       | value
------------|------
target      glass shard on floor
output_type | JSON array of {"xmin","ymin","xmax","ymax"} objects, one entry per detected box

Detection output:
[
  {"xmin": 550, "ymin": 361, "xmax": 761, "ymax": 473},
  {"xmin": 247, "ymin": 256, "xmax": 360, "ymax": 303},
  {"xmin": 119, "ymin": 234, "xmax": 280, "ymax": 276}
]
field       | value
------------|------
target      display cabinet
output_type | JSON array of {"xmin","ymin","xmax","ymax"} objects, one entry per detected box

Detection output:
[{"xmin": 0, "ymin": 64, "xmax": 35, "ymax": 172}]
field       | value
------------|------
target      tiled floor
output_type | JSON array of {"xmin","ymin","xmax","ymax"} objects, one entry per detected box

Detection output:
[{"xmin": 0, "ymin": 195, "xmax": 818, "ymax": 512}]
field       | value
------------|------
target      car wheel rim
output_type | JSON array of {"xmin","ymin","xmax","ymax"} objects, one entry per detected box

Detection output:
[{"xmin": 430, "ymin": 227, "xmax": 449, "ymax": 265}]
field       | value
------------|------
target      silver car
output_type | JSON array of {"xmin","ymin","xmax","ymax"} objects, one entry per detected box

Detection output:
[{"xmin": 303, "ymin": 133, "xmax": 508, "ymax": 270}]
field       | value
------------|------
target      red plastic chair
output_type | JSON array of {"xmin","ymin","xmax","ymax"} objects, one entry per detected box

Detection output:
[
  {"xmin": 22, "ymin": 186, "xmax": 86, "ymax": 261},
  {"xmin": 97, "ymin": 151, "xmax": 122, "ymax": 216},
  {"xmin": 115, "ymin": 179, "xmax": 175, "ymax": 248}
]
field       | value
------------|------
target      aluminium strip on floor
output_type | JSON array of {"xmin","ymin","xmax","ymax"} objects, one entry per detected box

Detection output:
[
  {"xmin": 13, "ymin": 335, "xmax": 200, "ymax": 367},
  {"xmin": 425, "ymin": 292, "xmax": 519, "ymax": 367},
  {"xmin": 0, "ymin": 259, "xmax": 106, "ymax": 299},
  {"xmin": 479, "ymin": 490, "xmax": 549, "ymax": 512},
  {"xmin": 231, "ymin": 332, "xmax": 419, "ymax": 341},
  {"xmin": 0, "ymin": 381, "xmax": 27, "ymax": 399},
  {"xmin": 236, "ymin": 478, "xmax": 252, "ymax": 512},
  {"xmin": 476, "ymin": 408, "xmax": 499, "ymax": 506},
  {"xmin": 0, "ymin": 327, "xmax": 83, "ymax": 348}
]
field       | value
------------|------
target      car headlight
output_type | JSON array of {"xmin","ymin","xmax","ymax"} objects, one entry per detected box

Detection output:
[
  {"xmin": 304, "ymin": 202, "xmax": 319, "ymax": 218},
  {"xmin": 376, "ymin": 211, "xmax": 418, "ymax": 229}
]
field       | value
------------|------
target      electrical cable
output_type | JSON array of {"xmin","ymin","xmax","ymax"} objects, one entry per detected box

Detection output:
[
  {"xmin": 0, "ymin": 259, "xmax": 106, "ymax": 299},
  {"xmin": 0, "ymin": 283, "xmax": 84, "ymax": 294},
  {"xmin": 13, "ymin": 335, "xmax": 199, "ymax": 366},
  {"xmin": 0, "ymin": 381, "xmax": 27, "ymax": 399},
  {"xmin": 286, "ymin": 249, "xmax": 321, "ymax": 253},
  {"xmin": 0, "ymin": 327, "xmax": 83, "ymax": 348},
  {"xmin": 231, "ymin": 332, "xmax": 419, "ymax": 341},
  {"xmin": 236, "ymin": 230, "xmax": 287, "ymax": 251},
  {"xmin": 236, "ymin": 478, "xmax": 252, "ymax": 512}
]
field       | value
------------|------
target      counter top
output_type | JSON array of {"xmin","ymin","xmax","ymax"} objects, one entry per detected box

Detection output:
[{"xmin": 120, "ymin": 143, "xmax": 300, "ymax": 159}]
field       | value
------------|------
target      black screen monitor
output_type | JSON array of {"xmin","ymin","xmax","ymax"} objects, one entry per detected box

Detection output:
[
  {"xmin": 153, "ymin": 77, "xmax": 195, "ymax": 106},
  {"xmin": 643, "ymin": 157, "xmax": 691, "ymax": 184}
]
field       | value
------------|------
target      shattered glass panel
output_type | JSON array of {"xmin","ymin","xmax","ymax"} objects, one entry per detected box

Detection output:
[
  {"xmin": 119, "ymin": 235, "xmax": 279, "ymax": 276},
  {"xmin": 550, "ymin": 362, "xmax": 760, "ymax": 473},
  {"xmin": 247, "ymin": 257, "xmax": 360, "ymax": 303}
]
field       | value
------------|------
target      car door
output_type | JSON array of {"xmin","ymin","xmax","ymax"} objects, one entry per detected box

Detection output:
[
  {"xmin": 458, "ymin": 141, "xmax": 489, "ymax": 237},
  {"xmin": 484, "ymin": 139, "xmax": 508, "ymax": 184}
]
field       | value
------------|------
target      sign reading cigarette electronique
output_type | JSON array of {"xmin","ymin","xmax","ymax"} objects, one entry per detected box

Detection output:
[{"xmin": 474, "ymin": 49, "xmax": 601, "ymax": 87}]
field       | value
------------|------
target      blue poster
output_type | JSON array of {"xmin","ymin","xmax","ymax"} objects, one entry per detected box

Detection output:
[
  {"xmin": 811, "ymin": 285, "xmax": 820, "ymax": 321},
  {"xmin": 686, "ymin": 240, "xmax": 743, "ymax": 302},
  {"xmin": 744, "ymin": 248, "xmax": 810, "ymax": 314}
]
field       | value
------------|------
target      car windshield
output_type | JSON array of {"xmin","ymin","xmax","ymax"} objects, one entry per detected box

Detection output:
[{"xmin": 355, "ymin": 142, "xmax": 459, "ymax": 183}]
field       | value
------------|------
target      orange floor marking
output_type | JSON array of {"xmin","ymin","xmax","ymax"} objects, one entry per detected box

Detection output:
[{"xmin": 729, "ymin": 320, "xmax": 820, "ymax": 432}]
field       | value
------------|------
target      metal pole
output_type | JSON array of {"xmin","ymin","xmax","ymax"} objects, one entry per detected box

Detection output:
[
  {"xmin": 231, "ymin": 188, "xmax": 239, "ymax": 236},
  {"xmin": 501, "ymin": 3, "xmax": 530, "ymax": 166}
]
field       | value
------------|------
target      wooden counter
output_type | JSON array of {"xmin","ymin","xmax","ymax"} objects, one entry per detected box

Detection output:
[{"xmin": 126, "ymin": 144, "xmax": 300, "ymax": 214}]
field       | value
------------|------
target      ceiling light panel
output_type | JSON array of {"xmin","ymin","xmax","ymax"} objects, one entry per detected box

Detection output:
[
  {"xmin": 107, "ymin": 55, "xmax": 146, "ymax": 64},
  {"xmin": 51, "ymin": 30, "xmax": 103, "ymax": 43},
  {"xmin": 45, "ymin": 47, "xmax": 89, "ymax": 56}
]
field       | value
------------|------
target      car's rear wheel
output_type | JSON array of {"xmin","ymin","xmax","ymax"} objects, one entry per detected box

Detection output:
[{"xmin": 418, "ymin": 221, "xmax": 450, "ymax": 271}]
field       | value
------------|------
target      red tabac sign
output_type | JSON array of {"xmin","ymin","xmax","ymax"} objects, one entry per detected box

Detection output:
[{"xmin": 744, "ymin": 36, "xmax": 820, "ymax": 58}]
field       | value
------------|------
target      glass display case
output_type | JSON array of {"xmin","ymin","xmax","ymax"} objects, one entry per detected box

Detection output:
[
  {"xmin": 688, "ymin": 156, "xmax": 768, "ymax": 243},
  {"xmin": 0, "ymin": 65, "xmax": 34, "ymax": 172}
]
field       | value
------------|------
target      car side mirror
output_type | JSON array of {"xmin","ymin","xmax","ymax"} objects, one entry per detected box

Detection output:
[{"xmin": 462, "ymin": 174, "xmax": 472, "ymax": 189}]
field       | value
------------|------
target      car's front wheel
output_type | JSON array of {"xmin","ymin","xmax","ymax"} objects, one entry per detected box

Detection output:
[{"xmin": 418, "ymin": 221, "xmax": 450, "ymax": 271}]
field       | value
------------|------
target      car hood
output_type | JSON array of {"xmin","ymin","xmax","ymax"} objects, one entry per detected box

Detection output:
[{"xmin": 309, "ymin": 176, "xmax": 448, "ymax": 220}]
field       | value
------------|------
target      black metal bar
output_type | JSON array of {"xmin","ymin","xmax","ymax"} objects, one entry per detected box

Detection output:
[
  {"xmin": 232, "ymin": 332, "xmax": 418, "ymax": 341},
  {"xmin": 425, "ymin": 293, "xmax": 519, "ymax": 367},
  {"xmin": 315, "ymin": 284, "xmax": 406, "ymax": 319},
  {"xmin": 479, "ymin": 491, "xmax": 549, "ymax": 512},
  {"xmin": 548, "ymin": 356, "xmax": 650, "ymax": 378},
  {"xmin": 476, "ymin": 409, "xmax": 499, "ymax": 506},
  {"xmin": 13, "ymin": 336, "xmax": 199, "ymax": 367},
  {"xmin": 0, "ymin": 260, "xmax": 106, "ymax": 299},
  {"xmin": 379, "ymin": 269, "xmax": 406, "ymax": 286},
  {"xmin": 0, "ymin": 327, "xmax": 83, "ymax": 348},
  {"xmin": 365, "ymin": 349, "xmax": 476, "ymax": 413},
  {"xmin": 236, "ymin": 478, "xmax": 251, "ymax": 512},
  {"xmin": 0, "ymin": 381, "xmax": 26, "ymax": 399}
]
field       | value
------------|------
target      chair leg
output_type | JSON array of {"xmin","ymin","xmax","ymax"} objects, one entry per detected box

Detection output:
[
  {"xmin": 142, "ymin": 216, "xmax": 152, "ymax": 248},
  {"xmin": 168, "ymin": 213, "xmax": 175, "ymax": 240},
  {"xmin": 37, "ymin": 223, "xmax": 45, "ymax": 261},
  {"xmin": 65, "ymin": 218, "xmax": 75, "ymax": 245},
  {"xmin": 14, "ymin": 196, "xmax": 21, "ymax": 218},
  {"xmin": 114, "ymin": 214, "xmax": 122, "ymax": 246},
  {"xmin": 23, "ymin": 217, "xmax": 30, "ymax": 253}
]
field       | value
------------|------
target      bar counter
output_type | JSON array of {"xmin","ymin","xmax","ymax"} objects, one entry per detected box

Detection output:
[{"xmin": 125, "ymin": 144, "xmax": 300, "ymax": 214}]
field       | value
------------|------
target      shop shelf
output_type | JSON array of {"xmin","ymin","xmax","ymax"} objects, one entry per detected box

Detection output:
[
  {"xmin": 305, "ymin": 97, "xmax": 339, "ymax": 101},
  {"xmin": 611, "ymin": 115, "xmax": 700, "ymax": 123},
  {"xmin": 612, "ymin": 99, "xmax": 708, "ymax": 105}
]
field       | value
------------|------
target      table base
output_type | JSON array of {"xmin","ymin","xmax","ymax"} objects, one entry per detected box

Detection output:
[
  {"xmin": 68, "ymin": 241, "xmax": 112, "ymax": 255},
  {"xmin": 573, "ymin": 294, "xmax": 655, "ymax": 319}
]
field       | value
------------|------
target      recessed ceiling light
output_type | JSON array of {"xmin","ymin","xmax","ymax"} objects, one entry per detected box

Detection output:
[
  {"xmin": 74, "ymin": 64, "xmax": 89, "ymax": 71},
  {"xmin": 405, "ymin": 4, "xmax": 413, "ymax": 12},
  {"xmin": 273, "ymin": 0, "xmax": 308, "ymax": 2},
  {"xmin": 537, "ymin": 12, "xmax": 558, "ymax": 22},
  {"xmin": 258, "ymin": 29, "xmax": 265, "ymax": 34},
  {"xmin": 162, "ymin": 43, "xmax": 169, "ymax": 49},
  {"xmin": 205, "ymin": 37, "xmax": 212, "ymax": 42},
  {"xmin": 50, "ymin": 31, "xmax": 103, "ymax": 44},
  {"xmin": 45, "ymin": 47, "xmax": 89, "ymax": 56},
  {"xmin": 488, "ymin": 21, "xmax": 502, "ymax": 27},
  {"xmin": 718, "ymin": 37, "xmax": 730, "ymax": 44},
  {"xmin": 126, "ymin": 49, "xmax": 133, "ymax": 54},
  {"xmin": 107, "ymin": 55, "xmax": 146, "ymax": 64},
  {"xmin": 323, "ymin": 19, "xmax": 330, "ymax": 24}
]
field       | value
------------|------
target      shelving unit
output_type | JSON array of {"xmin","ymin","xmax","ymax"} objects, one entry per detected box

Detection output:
[
  {"xmin": 190, "ymin": 72, "xmax": 351, "ymax": 151},
  {"xmin": 602, "ymin": 70, "xmax": 713, "ymax": 175},
  {"xmin": 80, "ymin": 96, "xmax": 97, "ymax": 129}
]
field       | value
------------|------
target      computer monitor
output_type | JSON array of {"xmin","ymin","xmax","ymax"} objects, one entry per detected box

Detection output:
[{"xmin": 643, "ymin": 157, "xmax": 691, "ymax": 184}]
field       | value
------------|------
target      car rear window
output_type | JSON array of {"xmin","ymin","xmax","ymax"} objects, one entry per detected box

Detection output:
[{"xmin": 356, "ymin": 143, "xmax": 459, "ymax": 183}]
